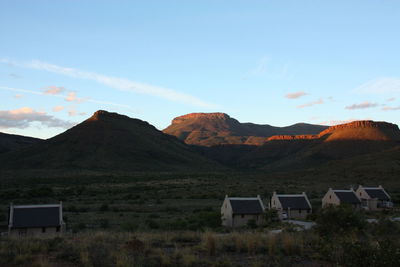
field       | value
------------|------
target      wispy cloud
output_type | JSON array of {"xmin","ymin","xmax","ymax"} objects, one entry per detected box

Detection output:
[
  {"xmin": 387, "ymin": 97, "xmax": 396, "ymax": 102},
  {"xmin": 9, "ymin": 73, "xmax": 21, "ymax": 79},
  {"xmin": 345, "ymin": 101, "xmax": 378, "ymax": 110},
  {"xmin": 354, "ymin": 77, "xmax": 400, "ymax": 94},
  {"xmin": 0, "ymin": 85, "xmax": 137, "ymax": 112},
  {"xmin": 0, "ymin": 58, "xmax": 216, "ymax": 108},
  {"xmin": 285, "ymin": 91, "xmax": 307, "ymax": 99},
  {"xmin": 297, "ymin": 98, "xmax": 324, "ymax": 108},
  {"xmin": 0, "ymin": 107, "xmax": 74, "ymax": 129},
  {"xmin": 382, "ymin": 105, "xmax": 400, "ymax": 111},
  {"xmin": 42, "ymin": 85, "xmax": 66, "ymax": 95},
  {"xmin": 52, "ymin": 106, "xmax": 64, "ymax": 112}
]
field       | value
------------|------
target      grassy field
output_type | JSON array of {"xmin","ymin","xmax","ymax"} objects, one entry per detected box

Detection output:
[{"xmin": 1, "ymin": 167, "xmax": 400, "ymax": 232}]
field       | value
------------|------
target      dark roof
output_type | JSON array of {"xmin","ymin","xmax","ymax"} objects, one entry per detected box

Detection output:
[
  {"xmin": 277, "ymin": 196, "xmax": 311, "ymax": 210},
  {"xmin": 229, "ymin": 199, "xmax": 263, "ymax": 214},
  {"xmin": 365, "ymin": 189, "xmax": 390, "ymax": 201},
  {"xmin": 334, "ymin": 191, "xmax": 361, "ymax": 204},
  {"xmin": 11, "ymin": 206, "xmax": 61, "ymax": 228}
]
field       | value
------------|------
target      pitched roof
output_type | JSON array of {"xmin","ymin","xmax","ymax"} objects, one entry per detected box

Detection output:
[
  {"xmin": 228, "ymin": 198, "xmax": 264, "ymax": 215},
  {"xmin": 333, "ymin": 191, "xmax": 361, "ymax": 204},
  {"xmin": 10, "ymin": 205, "xmax": 62, "ymax": 228},
  {"xmin": 364, "ymin": 188, "xmax": 390, "ymax": 201},
  {"xmin": 277, "ymin": 195, "xmax": 311, "ymax": 210}
]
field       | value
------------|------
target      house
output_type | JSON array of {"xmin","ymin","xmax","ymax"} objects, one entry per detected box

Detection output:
[
  {"xmin": 8, "ymin": 203, "xmax": 65, "ymax": 236},
  {"xmin": 270, "ymin": 192, "xmax": 312, "ymax": 220},
  {"xmin": 322, "ymin": 188, "xmax": 361, "ymax": 209},
  {"xmin": 221, "ymin": 195, "xmax": 265, "ymax": 227},
  {"xmin": 356, "ymin": 185, "xmax": 393, "ymax": 210}
]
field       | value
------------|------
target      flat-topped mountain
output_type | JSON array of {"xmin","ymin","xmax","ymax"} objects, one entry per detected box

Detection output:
[
  {"xmin": 163, "ymin": 112, "xmax": 328, "ymax": 146},
  {"xmin": 237, "ymin": 120, "xmax": 400, "ymax": 170},
  {"xmin": 266, "ymin": 120, "xmax": 400, "ymax": 142},
  {"xmin": 0, "ymin": 132, "xmax": 42, "ymax": 154},
  {"xmin": 0, "ymin": 110, "xmax": 221, "ymax": 171}
]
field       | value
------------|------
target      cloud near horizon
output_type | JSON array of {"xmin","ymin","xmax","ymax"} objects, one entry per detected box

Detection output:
[
  {"xmin": 297, "ymin": 98, "xmax": 324, "ymax": 108},
  {"xmin": 0, "ymin": 58, "xmax": 216, "ymax": 108},
  {"xmin": 0, "ymin": 107, "xmax": 75, "ymax": 129},
  {"xmin": 285, "ymin": 91, "xmax": 307, "ymax": 99},
  {"xmin": 345, "ymin": 102, "xmax": 378, "ymax": 110}
]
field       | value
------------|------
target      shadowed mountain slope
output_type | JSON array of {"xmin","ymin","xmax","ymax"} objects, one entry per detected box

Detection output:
[
  {"xmin": 0, "ymin": 111, "xmax": 222, "ymax": 171},
  {"xmin": 238, "ymin": 120, "xmax": 400, "ymax": 170},
  {"xmin": 163, "ymin": 113, "xmax": 328, "ymax": 146},
  {"xmin": 0, "ymin": 132, "xmax": 42, "ymax": 154}
]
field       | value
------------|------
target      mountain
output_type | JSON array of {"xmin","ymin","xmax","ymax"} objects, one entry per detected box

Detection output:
[
  {"xmin": 0, "ymin": 110, "xmax": 222, "ymax": 172},
  {"xmin": 238, "ymin": 120, "xmax": 400, "ymax": 170},
  {"xmin": 0, "ymin": 132, "xmax": 42, "ymax": 154},
  {"xmin": 163, "ymin": 112, "xmax": 328, "ymax": 146}
]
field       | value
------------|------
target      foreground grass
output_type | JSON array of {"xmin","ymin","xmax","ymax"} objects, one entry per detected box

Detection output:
[{"xmin": 1, "ymin": 219, "xmax": 400, "ymax": 267}]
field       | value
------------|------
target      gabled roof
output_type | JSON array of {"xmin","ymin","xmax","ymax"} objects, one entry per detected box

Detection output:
[
  {"xmin": 364, "ymin": 188, "xmax": 390, "ymax": 201},
  {"xmin": 333, "ymin": 190, "xmax": 361, "ymax": 204},
  {"xmin": 228, "ymin": 198, "xmax": 264, "ymax": 215},
  {"xmin": 9, "ymin": 204, "xmax": 62, "ymax": 228},
  {"xmin": 277, "ymin": 195, "xmax": 311, "ymax": 210}
]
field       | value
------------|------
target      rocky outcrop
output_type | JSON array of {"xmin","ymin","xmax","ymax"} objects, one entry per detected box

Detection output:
[{"xmin": 266, "ymin": 135, "xmax": 318, "ymax": 141}]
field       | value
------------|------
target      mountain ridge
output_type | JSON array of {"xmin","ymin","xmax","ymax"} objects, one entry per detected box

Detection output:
[{"xmin": 163, "ymin": 112, "xmax": 328, "ymax": 146}]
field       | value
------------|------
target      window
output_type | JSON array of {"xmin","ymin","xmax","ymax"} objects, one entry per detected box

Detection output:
[
  {"xmin": 329, "ymin": 195, "xmax": 331, "ymax": 199},
  {"xmin": 42, "ymin": 227, "xmax": 46, "ymax": 233},
  {"xmin": 56, "ymin": 226, "xmax": 60, "ymax": 232},
  {"xmin": 299, "ymin": 209, "xmax": 301, "ymax": 213},
  {"xmin": 241, "ymin": 214, "xmax": 244, "ymax": 218}
]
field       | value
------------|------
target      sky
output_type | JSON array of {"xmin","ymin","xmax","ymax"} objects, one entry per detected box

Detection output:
[{"xmin": 1, "ymin": 0, "xmax": 400, "ymax": 139}]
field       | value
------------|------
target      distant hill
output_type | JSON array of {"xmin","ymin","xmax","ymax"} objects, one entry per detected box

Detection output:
[
  {"xmin": 237, "ymin": 120, "xmax": 400, "ymax": 170},
  {"xmin": 163, "ymin": 112, "xmax": 328, "ymax": 146},
  {"xmin": 0, "ymin": 111, "xmax": 222, "ymax": 172},
  {"xmin": 0, "ymin": 132, "xmax": 42, "ymax": 154}
]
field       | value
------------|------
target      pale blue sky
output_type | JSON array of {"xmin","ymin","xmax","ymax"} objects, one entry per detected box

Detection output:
[{"xmin": 1, "ymin": 0, "xmax": 399, "ymax": 138}]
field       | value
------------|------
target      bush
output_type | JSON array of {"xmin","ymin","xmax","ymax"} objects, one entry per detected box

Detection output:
[{"xmin": 315, "ymin": 205, "xmax": 366, "ymax": 237}]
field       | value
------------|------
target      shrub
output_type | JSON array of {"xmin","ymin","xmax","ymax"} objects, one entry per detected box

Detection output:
[
  {"xmin": 99, "ymin": 203, "xmax": 109, "ymax": 212},
  {"xmin": 146, "ymin": 219, "xmax": 160, "ymax": 229},
  {"xmin": 246, "ymin": 219, "xmax": 257, "ymax": 229},
  {"xmin": 315, "ymin": 205, "xmax": 366, "ymax": 237}
]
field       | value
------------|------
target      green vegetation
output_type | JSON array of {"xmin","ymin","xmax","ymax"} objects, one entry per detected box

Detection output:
[{"xmin": 0, "ymin": 169, "xmax": 400, "ymax": 266}]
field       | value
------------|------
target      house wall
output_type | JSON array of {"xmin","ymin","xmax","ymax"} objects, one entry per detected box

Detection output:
[
  {"xmin": 356, "ymin": 188, "xmax": 377, "ymax": 210},
  {"xmin": 322, "ymin": 189, "xmax": 341, "ymax": 208},
  {"xmin": 286, "ymin": 209, "xmax": 310, "ymax": 219},
  {"xmin": 232, "ymin": 214, "xmax": 263, "ymax": 227},
  {"xmin": 9, "ymin": 227, "xmax": 61, "ymax": 237},
  {"xmin": 221, "ymin": 198, "xmax": 233, "ymax": 227}
]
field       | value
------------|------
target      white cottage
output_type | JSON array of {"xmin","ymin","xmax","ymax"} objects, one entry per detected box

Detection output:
[
  {"xmin": 322, "ymin": 188, "xmax": 361, "ymax": 209},
  {"xmin": 8, "ymin": 203, "xmax": 65, "ymax": 236},
  {"xmin": 270, "ymin": 192, "xmax": 312, "ymax": 220},
  {"xmin": 356, "ymin": 185, "xmax": 393, "ymax": 210},
  {"xmin": 221, "ymin": 195, "xmax": 265, "ymax": 227}
]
